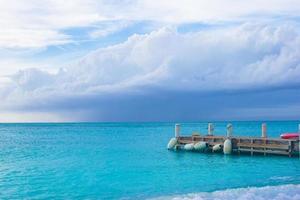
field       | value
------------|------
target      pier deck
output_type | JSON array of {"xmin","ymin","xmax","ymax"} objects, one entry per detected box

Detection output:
[{"xmin": 177, "ymin": 135, "xmax": 299, "ymax": 157}]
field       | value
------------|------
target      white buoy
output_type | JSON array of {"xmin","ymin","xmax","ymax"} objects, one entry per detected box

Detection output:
[
  {"xmin": 223, "ymin": 139, "xmax": 232, "ymax": 154},
  {"xmin": 262, "ymin": 123, "xmax": 267, "ymax": 138},
  {"xmin": 208, "ymin": 123, "xmax": 214, "ymax": 136},
  {"xmin": 212, "ymin": 144, "xmax": 222, "ymax": 152},
  {"xmin": 194, "ymin": 141, "xmax": 207, "ymax": 151},
  {"xmin": 167, "ymin": 138, "xmax": 177, "ymax": 150},
  {"xmin": 184, "ymin": 143, "xmax": 194, "ymax": 151},
  {"xmin": 175, "ymin": 124, "xmax": 180, "ymax": 138}
]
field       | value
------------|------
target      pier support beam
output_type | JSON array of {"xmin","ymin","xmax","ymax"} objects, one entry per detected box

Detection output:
[
  {"xmin": 226, "ymin": 124, "xmax": 233, "ymax": 138},
  {"xmin": 208, "ymin": 123, "xmax": 214, "ymax": 136},
  {"xmin": 175, "ymin": 124, "xmax": 180, "ymax": 138},
  {"xmin": 262, "ymin": 123, "xmax": 267, "ymax": 138},
  {"xmin": 298, "ymin": 123, "xmax": 300, "ymax": 157}
]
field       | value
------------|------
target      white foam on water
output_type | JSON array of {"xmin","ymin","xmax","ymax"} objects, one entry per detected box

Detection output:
[
  {"xmin": 150, "ymin": 184, "xmax": 300, "ymax": 200},
  {"xmin": 269, "ymin": 176, "xmax": 294, "ymax": 181}
]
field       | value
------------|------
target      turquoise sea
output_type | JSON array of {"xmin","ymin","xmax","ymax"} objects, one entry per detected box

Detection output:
[{"xmin": 0, "ymin": 121, "xmax": 300, "ymax": 199}]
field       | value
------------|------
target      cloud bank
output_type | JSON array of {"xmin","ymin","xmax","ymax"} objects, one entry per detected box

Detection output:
[
  {"xmin": 6, "ymin": 23, "xmax": 300, "ymax": 94},
  {"xmin": 1, "ymin": 22, "xmax": 300, "ymax": 121}
]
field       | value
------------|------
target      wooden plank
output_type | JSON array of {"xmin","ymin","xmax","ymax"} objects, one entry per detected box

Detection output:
[
  {"xmin": 179, "ymin": 136, "xmax": 297, "ymax": 142},
  {"xmin": 233, "ymin": 136, "xmax": 298, "ymax": 142},
  {"xmin": 178, "ymin": 140, "xmax": 223, "ymax": 146},
  {"xmin": 237, "ymin": 143, "xmax": 289, "ymax": 150},
  {"xmin": 178, "ymin": 140, "xmax": 193, "ymax": 144},
  {"xmin": 238, "ymin": 148, "xmax": 289, "ymax": 155},
  {"xmin": 207, "ymin": 142, "xmax": 224, "ymax": 146}
]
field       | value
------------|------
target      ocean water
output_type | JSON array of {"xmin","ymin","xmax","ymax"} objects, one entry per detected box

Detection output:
[{"xmin": 0, "ymin": 121, "xmax": 299, "ymax": 199}]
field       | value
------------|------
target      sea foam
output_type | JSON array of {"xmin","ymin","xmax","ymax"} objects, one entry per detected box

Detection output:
[{"xmin": 150, "ymin": 184, "xmax": 300, "ymax": 200}]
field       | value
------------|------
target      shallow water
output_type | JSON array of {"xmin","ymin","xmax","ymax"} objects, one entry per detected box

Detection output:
[{"xmin": 0, "ymin": 121, "xmax": 299, "ymax": 199}]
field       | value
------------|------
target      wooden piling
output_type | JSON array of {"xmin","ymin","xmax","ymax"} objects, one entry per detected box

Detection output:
[
  {"xmin": 208, "ymin": 123, "xmax": 214, "ymax": 136},
  {"xmin": 226, "ymin": 123, "xmax": 233, "ymax": 138},
  {"xmin": 175, "ymin": 124, "xmax": 180, "ymax": 138},
  {"xmin": 262, "ymin": 123, "xmax": 267, "ymax": 138}
]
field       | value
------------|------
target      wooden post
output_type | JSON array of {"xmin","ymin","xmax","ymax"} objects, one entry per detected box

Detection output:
[
  {"xmin": 288, "ymin": 141, "xmax": 292, "ymax": 157},
  {"xmin": 262, "ymin": 123, "xmax": 267, "ymax": 138},
  {"xmin": 238, "ymin": 138, "xmax": 241, "ymax": 155},
  {"xmin": 298, "ymin": 123, "xmax": 300, "ymax": 132},
  {"xmin": 226, "ymin": 123, "xmax": 233, "ymax": 138},
  {"xmin": 263, "ymin": 139, "xmax": 266, "ymax": 156},
  {"xmin": 251, "ymin": 138, "xmax": 253, "ymax": 156},
  {"xmin": 175, "ymin": 124, "xmax": 180, "ymax": 138},
  {"xmin": 208, "ymin": 123, "xmax": 214, "ymax": 136},
  {"xmin": 299, "ymin": 140, "xmax": 300, "ymax": 158}
]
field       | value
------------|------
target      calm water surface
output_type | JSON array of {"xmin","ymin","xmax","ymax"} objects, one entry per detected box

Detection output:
[{"xmin": 0, "ymin": 121, "xmax": 299, "ymax": 199}]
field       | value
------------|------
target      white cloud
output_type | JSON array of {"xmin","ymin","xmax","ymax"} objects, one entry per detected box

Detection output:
[
  {"xmin": 1, "ymin": 0, "xmax": 300, "ymax": 49},
  {"xmin": 65, "ymin": 23, "xmax": 300, "ymax": 92},
  {"xmin": 2, "ymin": 22, "xmax": 300, "ymax": 107},
  {"xmin": 133, "ymin": 0, "xmax": 300, "ymax": 22},
  {"xmin": 0, "ymin": 29, "xmax": 71, "ymax": 49},
  {"xmin": 0, "ymin": 0, "xmax": 106, "ymax": 49},
  {"xmin": 89, "ymin": 21, "xmax": 132, "ymax": 38}
]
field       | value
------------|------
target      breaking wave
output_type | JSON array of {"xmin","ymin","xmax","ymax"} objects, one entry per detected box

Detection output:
[{"xmin": 150, "ymin": 184, "xmax": 300, "ymax": 200}]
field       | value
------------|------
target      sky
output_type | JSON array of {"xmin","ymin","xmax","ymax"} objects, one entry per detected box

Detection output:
[{"xmin": 1, "ymin": 0, "xmax": 300, "ymax": 122}]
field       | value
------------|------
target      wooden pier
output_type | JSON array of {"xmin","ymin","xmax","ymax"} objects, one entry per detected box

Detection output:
[
  {"xmin": 177, "ymin": 135, "xmax": 299, "ymax": 157},
  {"xmin": 168, "ymin": 123, "xmax": 300, "ymax": 157}
]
